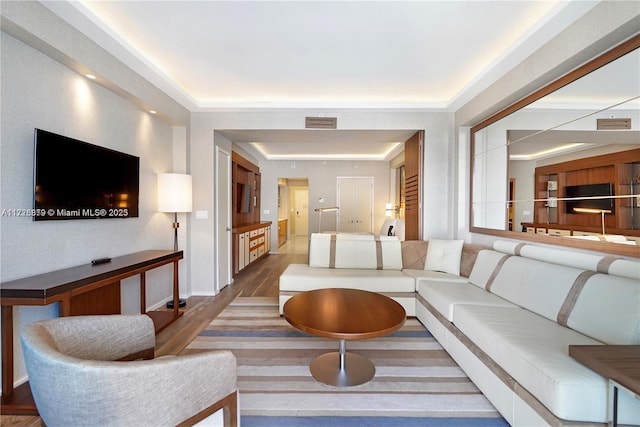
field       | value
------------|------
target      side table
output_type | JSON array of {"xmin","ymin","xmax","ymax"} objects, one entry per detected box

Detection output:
[{"xmin": 568, "ymin": 345, "xmax": 640, "ymax": 427}]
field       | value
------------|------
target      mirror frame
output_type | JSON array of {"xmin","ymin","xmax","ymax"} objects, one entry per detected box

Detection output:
[{"xmin": 470, "ymin": 34, "xmax": 640, "ymax": 258}]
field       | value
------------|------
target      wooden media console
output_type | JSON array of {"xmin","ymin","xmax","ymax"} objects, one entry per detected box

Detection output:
[{"xmin": 0, "ymin": 249, "xmax": 183, "ymax": 415}]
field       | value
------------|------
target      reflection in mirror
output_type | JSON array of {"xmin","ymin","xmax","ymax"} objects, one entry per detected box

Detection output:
[{"xmin": 471, "ymin": 38, "xmax": 640, "ymax": 255}]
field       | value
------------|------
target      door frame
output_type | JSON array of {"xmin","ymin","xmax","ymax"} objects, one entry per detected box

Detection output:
[{"xmin": 215, "ymin": 146, "xmax": 232, "ymax": 292}]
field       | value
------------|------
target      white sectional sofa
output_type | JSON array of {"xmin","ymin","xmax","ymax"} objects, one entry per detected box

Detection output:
[
  {"xmin": 278, "ymin": 233, "xmax": 640, "ymax": 426},
  {"xmin": 279, "ymin": 233, "xmax": 416, "ymax": 315}
]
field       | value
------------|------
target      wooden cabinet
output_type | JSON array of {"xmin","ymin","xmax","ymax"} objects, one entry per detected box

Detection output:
[
  {"xmin": 231, "ymin": 152, "xmax": 271, "ymax": 275},
  {"xmin": 532, "ymin": 148, "xmax": 640, "ymax": 237},
  {"xmin": 233, "ymin": 222, "xmax": 271, "ymax": 274},
  {"xmin": 278, "ymin": 219, "xmax": 288, "ymax": 247}
]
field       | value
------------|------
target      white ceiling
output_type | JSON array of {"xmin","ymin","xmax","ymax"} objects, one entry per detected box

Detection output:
[{"xmin": 44, "ymin": 1, "xmax": 602, "ymax": 160}]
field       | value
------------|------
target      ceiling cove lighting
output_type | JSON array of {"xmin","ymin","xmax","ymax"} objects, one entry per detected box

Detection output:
[
  {"xmin": 509, "ymin": 143, "xmax": 586, "ymax": 161},
  {"xmin": 250, "ymin": 142, "xmax": 402, "ymax": 161}
]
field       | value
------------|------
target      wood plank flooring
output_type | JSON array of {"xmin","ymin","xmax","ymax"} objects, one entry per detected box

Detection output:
[
  {"xmin": 1, "ymin": 245, "xmax": 306, "ymax": 426},
  {"xmin": 154, "ymin": 251, "xmax": 305, "ymax": 356}
]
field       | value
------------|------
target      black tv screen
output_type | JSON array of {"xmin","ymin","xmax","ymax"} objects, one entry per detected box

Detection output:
[
  {"xmin": 564, "ymin": 183, "xmax": 614, "ymax": 214},
  {"xmin": 33, "ymin": 129, "xmax": 139, "ymax": 220},
  {"xmin": 237, "ymin": 183, "xmax": 251, "ymax": 214}
]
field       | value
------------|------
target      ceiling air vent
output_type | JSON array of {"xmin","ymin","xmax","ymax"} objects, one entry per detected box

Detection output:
[
  {"xmin": 305, "ymin": 117, "xmax": 337, "ymax": 129},
  {"xmin": 597, "ymin": 118, "xmax": 631, "ymax": 130}
]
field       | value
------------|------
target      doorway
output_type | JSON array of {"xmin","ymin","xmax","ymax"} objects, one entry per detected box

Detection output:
[
  {"xmin": 508, "ymin": 178, "xmax": 515, "ymax": 231},
  {"xmin": 292, "ymin": 187, "xmax": 309, "ymax": 235},
  {"xmin": 278, "ymin": 178, "xmax": 309, "ymax": 253},
  {"xmin": 215, "ymin": 147, "xmax": 232, "ymax": 291}
]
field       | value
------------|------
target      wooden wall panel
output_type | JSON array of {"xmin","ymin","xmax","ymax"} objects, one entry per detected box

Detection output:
[
  {"xmin": 232, "ymin": 152, "xmax": 261, "ymax": 227},
  {"xmin": 404, "ymin": 132, "xmax": 423, "ymax": 240},
  {"xmin": 70, "ymin": 281, "xmax": 121, "ymax": 316},
  {"xmin": 534, "ymin": 148, "xmax": 640, "ymax": 233}
]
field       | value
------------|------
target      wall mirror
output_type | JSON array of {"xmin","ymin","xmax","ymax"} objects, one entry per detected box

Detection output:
[{"xmin": 471, "ymin": 35, "xmax": 640, "ymax": 257}]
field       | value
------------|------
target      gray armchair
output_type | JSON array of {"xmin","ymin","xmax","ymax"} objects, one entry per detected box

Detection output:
[{"xmin": 21, "ymin": 315, "xmax": 237, "ymax": 427}]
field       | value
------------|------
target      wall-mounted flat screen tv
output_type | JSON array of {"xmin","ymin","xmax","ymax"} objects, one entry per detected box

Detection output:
[
  {"xmin": 564, "ymin": 183, "xmax": 614, "ymax": 214},
  {"xmin": 237, "ymin": 183, "xmax": 251, "ymax": 214},
  {"xmin": 33, "ymin": 129, "xmax": 139, "ymax": 221}
]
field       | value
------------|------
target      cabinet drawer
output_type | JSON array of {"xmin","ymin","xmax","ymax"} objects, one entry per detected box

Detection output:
[
  {"xmin": 536, "ymin": 228, "xmax": 547, "ymax": 235},
  {"xmin": 257, "ymin": 246, "xmax": 265, "ymax": 257},
  {"xmin": 249, "ymin": 239, "xmax": 259, "ymax": 248},
  {"xmin": 548, "ymin": 228, "xmax": 570, "ymax": 236},
  {"xmin": 574, "ymin": 231, "xmax": 600, "ymax": 237},
  {"xmin": 258, "ymin": 236, "xmax": 265, "ymax": 244},
  {"xmin": 249, "ymin": 229, "xmax": 259, "ymax": 238},
  {"xmin": 249, "ymin": 249, "xmax": 258, "ymax": 261},
  {"xmin": 258, "ymin": 227, "xmax": 265, "ymax": 235}
]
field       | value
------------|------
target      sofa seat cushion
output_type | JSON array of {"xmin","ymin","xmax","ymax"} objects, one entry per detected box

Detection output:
[
  {"xmin": 417, "ymin": 282, "xmax": 516, "ymax": 321},
  {"xmin": 402, "ymin": 269, "xmax": 468, "ymax": 287},
  {"xmin": 452, "ymin": 304, "xmax": 640, "ymax": 424},
  {"xmin": 279, "ymin": 264, "xmax": 415, "ymax": 293}
]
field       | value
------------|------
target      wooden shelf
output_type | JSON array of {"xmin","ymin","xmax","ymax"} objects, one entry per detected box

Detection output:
[{"xmin": 278, "ymin": 219, "xmax": 288, "ymax": 247}]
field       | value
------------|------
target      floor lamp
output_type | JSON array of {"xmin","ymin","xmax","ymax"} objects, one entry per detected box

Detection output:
[
  {"xmin": 315, "ymin": 206, "xmax": 339, "ymax": 233},
  {"xmin": 158, "ymin": 173, "xmax": 192, "ymax": 308},
  {"xmin": 573, "ymin": 207, "xmax": 611, "ymax": 235}
]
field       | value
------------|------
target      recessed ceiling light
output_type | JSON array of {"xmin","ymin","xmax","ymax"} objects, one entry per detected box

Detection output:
[
  {"xmin": 149, "ymin": 110, "xmax": 157, "ymax": 114},
  {"xmin": 85, "ymin": 74, "xmax": 96, "ymax": 80}
]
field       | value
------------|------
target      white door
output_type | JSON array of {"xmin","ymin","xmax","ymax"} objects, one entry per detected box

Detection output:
[
  {"xmin": 337, "ymin": 177, "xmax": 373, "ymax": 233},
  {"xmin": 293, "ymin": 188, "xmax": 309, "ymax": 235},
  {"xmin": 215, "ymin": 147, "xmax": 232, "ymax": 291}
]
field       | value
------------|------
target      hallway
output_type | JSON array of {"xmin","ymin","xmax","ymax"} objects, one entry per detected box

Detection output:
[{"xmin": 276, "ymin": 234, "xmax": 309, "ymax": 255}]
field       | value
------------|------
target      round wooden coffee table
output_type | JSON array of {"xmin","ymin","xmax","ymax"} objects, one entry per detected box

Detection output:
[{"xmin": 283, "ymin": 288, "xmax": 406, "ymax": 387}]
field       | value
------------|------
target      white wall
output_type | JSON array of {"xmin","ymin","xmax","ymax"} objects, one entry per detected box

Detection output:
[{"xmin": 0, "ymin": 25, "xmax": 179, "ymax": 391}]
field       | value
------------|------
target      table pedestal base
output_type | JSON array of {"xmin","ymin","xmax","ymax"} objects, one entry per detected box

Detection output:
[{"xmin": 310, "ymin": 339, "xmax": 375, "ymax": 387}]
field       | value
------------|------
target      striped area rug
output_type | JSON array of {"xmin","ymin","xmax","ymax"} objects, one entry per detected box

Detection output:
[{"xmin": 182, "ymin": 297, "xmax": 507, "ymax": 426}]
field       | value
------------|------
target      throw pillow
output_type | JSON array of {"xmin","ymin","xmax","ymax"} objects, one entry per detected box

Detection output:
[{"xmin": 424, "ymin": 239, "xmax": 464, "ymax": 276}]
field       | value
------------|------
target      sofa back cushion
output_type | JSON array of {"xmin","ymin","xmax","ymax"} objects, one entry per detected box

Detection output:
[
  {"xmin": 401, "ymin": 240, "xmax": 428, "ymax": 269},
  {"xmin": 468, "ymin": 249, "xmax": 510, "ymax": 289},
  {"xmin": 400, "ymin": 240, "xmax": 486, "ymax": 277},
  {"xmin": 489, "ymin": 256, "xmax": 585, "ymax": 323},
  {"xmin": 493, "ymin": 240, "xmax": 640, "ymax": 281},
  {"xmin": 607, "ymin": 259, "xmax": 640, "ymax": 281},
  {"xmin": 566, "ymin": 274, "xmax": 640, "ymax": 344},
  {"xmin": 308, "ymin": 233, "xmax": 403, "ymax": 270}
]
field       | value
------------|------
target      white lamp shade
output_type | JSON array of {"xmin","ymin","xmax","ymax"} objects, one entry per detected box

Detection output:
[{"xmin": 157, "ymin": 173, "xmax": 192, "ymax": 213}]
